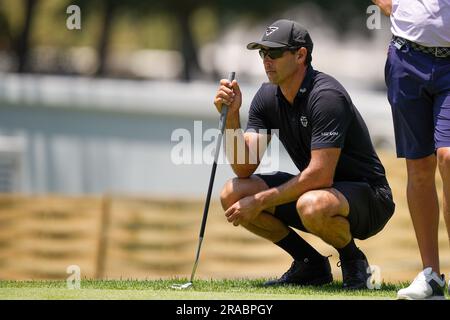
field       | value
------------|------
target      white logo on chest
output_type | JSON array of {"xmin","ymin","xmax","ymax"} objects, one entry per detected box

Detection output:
[
  {"xmin": 300, "ymin": 116, "xmax": 308, "ymax": 127},
  {"xmin": 321, "ymin": 131, "xmax": 339, "ymax": 136}
]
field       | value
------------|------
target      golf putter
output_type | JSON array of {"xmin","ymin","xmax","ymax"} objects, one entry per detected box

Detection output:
[{"xmin": 172, "ymin": 72, "xmax": 236, "ymax": 290}]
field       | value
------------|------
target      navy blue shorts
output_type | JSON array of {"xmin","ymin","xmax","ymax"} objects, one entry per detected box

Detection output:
[
  {"xmin": 254, "ymin": 171, "xmax": 395, "ymax": 240},
  {"xmin": 385, "ymin": 40, "xmax": 450, "ymax": 159}
]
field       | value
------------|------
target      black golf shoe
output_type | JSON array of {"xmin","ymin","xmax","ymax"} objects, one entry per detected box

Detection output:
[
  {"xmin": 339, "ymin": 253, "xmax": 372, "ymax": 290},
  {"xmin": 263, "ymin": 256, "xmax": 333, "ymax": 287}
]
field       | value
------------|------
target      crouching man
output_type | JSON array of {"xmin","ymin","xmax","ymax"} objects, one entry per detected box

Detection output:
[{"xmin": 214, "ymin": 19, "xmax": 395, "ymax": 289}]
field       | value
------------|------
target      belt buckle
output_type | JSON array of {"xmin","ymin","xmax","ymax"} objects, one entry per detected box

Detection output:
[
  {"xmin": 435, "ymin": 47, "xmax": 448, "ymax": 58},
  {"xmin": 393, "ymin": 37, "xmax": 406, "ymax": 50}
]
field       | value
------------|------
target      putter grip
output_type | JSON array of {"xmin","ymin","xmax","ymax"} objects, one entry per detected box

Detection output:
[{"xmin": 219, "ymin": 72, "xmax": 236, "ymax": 132}]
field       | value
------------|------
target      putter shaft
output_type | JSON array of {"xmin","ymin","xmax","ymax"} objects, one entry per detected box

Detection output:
[{"xmin": 188, "ymin": 72, "xmax": 236, "ymax": 284}]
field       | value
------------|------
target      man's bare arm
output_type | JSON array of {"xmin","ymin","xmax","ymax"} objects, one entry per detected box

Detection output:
[
  {"xmin": 224, "ymin": 114, "xmax": 270, "ymax": 178},
  {"xmin": 214, "ymin": 78, "xmax": 270, "ymax": 178},
  {"xmin": 255, "ymin": 148, "xmax": 341, "ymax": 210}
]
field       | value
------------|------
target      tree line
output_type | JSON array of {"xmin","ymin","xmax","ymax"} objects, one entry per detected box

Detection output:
[{"xmin": 0, "ymin": 0, "xmax": 372, "ymax": 80}]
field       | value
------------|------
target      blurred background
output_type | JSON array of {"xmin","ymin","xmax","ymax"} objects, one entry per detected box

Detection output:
[{"xmin": 0, "ymin": 0, "xmax": 448, "ymax": 284}]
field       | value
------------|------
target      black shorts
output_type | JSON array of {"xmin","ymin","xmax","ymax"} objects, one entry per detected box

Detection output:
[{"xmin": 254, "ymin": 171, "xmax": 395, "ymax": 240}]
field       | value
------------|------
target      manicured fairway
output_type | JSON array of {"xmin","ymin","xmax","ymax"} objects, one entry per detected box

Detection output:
[{"xmin": 0, "ymin": 279, "xmax": 416, "ymax": 300}]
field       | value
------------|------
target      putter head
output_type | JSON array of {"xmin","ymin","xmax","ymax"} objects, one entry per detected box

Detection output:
[{"xmin": 171, "ymin": 282, "xmax": 193, "ymax": 290}]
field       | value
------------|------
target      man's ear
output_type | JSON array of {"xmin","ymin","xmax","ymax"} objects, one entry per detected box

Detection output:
[{"xmin": 297, "ymin": 47, "xmax": 308, "ymax": 64}]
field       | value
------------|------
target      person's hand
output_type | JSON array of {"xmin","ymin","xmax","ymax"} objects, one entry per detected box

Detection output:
[
  {"xmin": 224, "ymin": 195, "xmax": 262, "ymax": 226},
  {"xmin": 214, "ymin": 79, "xmax": 242, "ymax": 117},
  {"xmin": 372, "ymin": 0, "xmax": 392, "ymax": 16}
]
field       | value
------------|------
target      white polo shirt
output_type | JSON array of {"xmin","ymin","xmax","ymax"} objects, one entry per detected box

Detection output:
[{"xmin": 391, "ymin": 0, "xmax": 450, "ymax": 47}]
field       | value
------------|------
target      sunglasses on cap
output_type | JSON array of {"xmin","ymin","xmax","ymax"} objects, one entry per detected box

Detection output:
[{"xmin": 259, "ymin": 47, "xmax": 300, "ymax": 59}]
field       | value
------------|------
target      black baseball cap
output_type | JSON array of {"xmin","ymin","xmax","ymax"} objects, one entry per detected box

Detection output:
[{"xmin": 247, "ymin": 19, "xmax": 313, "ymax": 51}]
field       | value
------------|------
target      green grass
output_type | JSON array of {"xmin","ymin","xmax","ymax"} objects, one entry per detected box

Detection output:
[{"xmin": 0, "ymin": 279, "xmax": 416, "ymax": 300}]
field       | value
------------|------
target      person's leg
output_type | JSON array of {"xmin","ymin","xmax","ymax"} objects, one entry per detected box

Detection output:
[
  {"xmin": 440, "ymin": 152, "xmax": 450, "ymax": 293},
  {"xmin": 437, "ymin": 148, "xmax": 450, "ymax": 246},
  {"xmin": 386, "ymin": 44, "xmax": 440, "ymax": 271},
  {"xmin": 434, "ymin": 73, "xmax": 450, "ymax": 246},
  {"xmin": 296, "ymin": 186, "xmax": 369, "ymax": 262},
  {"xmin": 296, "ymin": 187, "xmax": 373, "ymax": 289},
  {"xmin": 220, "ymin": 174, "xmax": 323, "ymax": 261},
  {"xmin": 385, "ymin": 41, "xmax": 447, "ymax": 299},
  {"xmin": 397, "ymin": 155, "xmax": 446, "ymax": 300},
  {"xmin": 296, "ymin": 188, "xmax": 350, "ymax": 248},
  {"xmin": 438, "ymin": 148, "xmax": 450, "ymax": 294},
  {"xmin": 220, "ymin": 174, "xmax": 333, "ymax": 286},
  {"xmin": 433, "ymin": 54, "xmax": 450, "ymax": 293},
  {"xmin": 220, "ymin": 175, "xmax": 288, "ymax": 242},
  {"xmin": 384, "ymin": 35, "xmax": 450, "ymax": 298},
  {"xmin": 406, "ymin": 155, "xmax": 440, "ymax": 273}
]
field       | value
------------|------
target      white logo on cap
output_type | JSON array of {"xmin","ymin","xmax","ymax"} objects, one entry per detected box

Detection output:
[{"xmin": 266, "ymin": 26, "xmax": 279, "ymax": 36}]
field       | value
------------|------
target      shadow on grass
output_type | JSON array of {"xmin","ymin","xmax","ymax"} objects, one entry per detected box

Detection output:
[{"xmin": 256, "ymin": 280, "xmax": 396, "ymax": 289}]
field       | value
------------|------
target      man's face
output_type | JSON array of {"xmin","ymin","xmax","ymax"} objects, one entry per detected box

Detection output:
[{"xmin": 259, "ymin": 47, "xmax": 303, "ymax": 84}]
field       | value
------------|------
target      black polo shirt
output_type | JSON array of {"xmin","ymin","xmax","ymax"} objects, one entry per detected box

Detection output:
[{"xmin": 246, "ymin": 66, "xmax": 388, "ymax": 186}]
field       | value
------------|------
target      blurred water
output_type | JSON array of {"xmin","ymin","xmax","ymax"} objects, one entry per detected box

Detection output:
[{"xmin": 0, "ymin": 75, "xmax": 394, "ymax": 197}]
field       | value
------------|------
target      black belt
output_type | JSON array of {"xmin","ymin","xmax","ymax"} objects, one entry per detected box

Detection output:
[{"xmin": 392, "ymin": 36, "xmax": 450, "ymax": 58}]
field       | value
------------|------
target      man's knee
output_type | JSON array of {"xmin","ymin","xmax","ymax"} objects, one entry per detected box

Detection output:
[
  {"xmin": 296, "ymin": 189, "xmax": 348, "ymax": 231},
  {"xmin": 220, "ymin": 178, "xmax": 239, "ymax": 210},
  {"xmin": 406, "ymin": 155, "xmax": 437, "ymax": 184},
  {"xmin": 220, "ymin": 176, "xmax": 267, "ymax": 211},
  {"xmin": 437, "ymin": 148, "xmax": 450, "ymax": 174},
  {"xmin": 296, "ymin": 192, "xmax": 328, "ymax": 229}
]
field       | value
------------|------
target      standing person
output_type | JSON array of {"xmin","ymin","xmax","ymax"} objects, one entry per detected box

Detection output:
[
  {"xmin": 374, "ymin": 0, "xmax": 450, "ymax": 299},
  {"xmin": 213, "ymin": 19, "xmax": 395, "ymax": 289}
]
